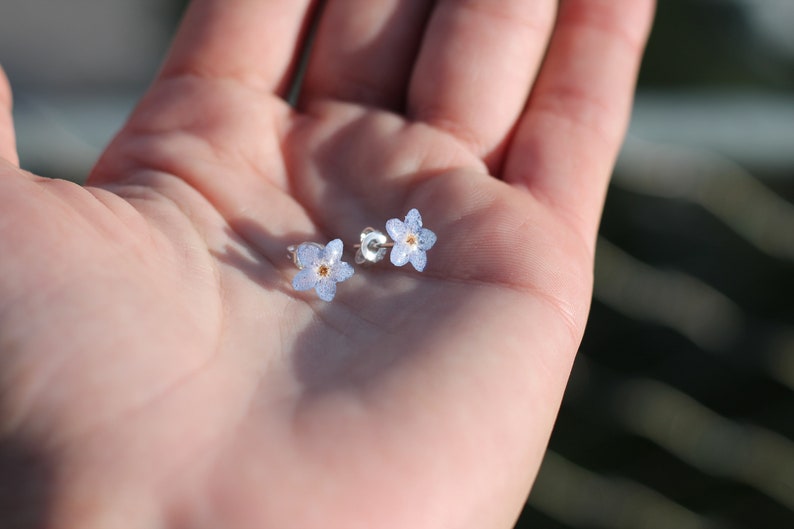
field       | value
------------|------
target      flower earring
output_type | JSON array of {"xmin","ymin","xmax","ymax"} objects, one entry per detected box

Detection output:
[
  {"xmin": 288, "ymin": 209, "xmax": 435, "ymax": 301},
  {"xmin": 355, "ymin": 208, "xmax": 437, "ymax": 272},
  {"xmin": 288, "ymin": 239, "xmax": 354, "ymax": 302}
]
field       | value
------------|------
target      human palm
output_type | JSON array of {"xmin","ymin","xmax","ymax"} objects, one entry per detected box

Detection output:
[{"xmin": 0, "ymin": 1, "xmax": 653, "ymax": 528}]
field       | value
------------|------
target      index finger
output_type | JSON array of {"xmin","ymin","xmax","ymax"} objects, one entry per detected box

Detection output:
[{"xmin": 408, "ymin": 0, "xmax": 557, "ymax": 170}]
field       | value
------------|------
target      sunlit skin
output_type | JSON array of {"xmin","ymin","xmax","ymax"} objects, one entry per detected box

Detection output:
[{"xmin": 0, "ymin": 1, "xmax": 653, "ymax": 528}]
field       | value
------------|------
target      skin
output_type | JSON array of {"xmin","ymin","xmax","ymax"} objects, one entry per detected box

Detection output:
[{"xmin": 0, "ymin": 1, "xmax": 654, "ymax": 528}]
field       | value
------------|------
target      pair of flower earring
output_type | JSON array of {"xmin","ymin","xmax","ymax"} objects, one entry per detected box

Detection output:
[{"xmin": 287, "ymin": 208, "xmax": 437, "ymax": 302}]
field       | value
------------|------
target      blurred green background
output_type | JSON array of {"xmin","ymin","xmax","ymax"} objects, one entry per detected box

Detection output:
[
  {"xmin": 1, "ymin": 1, "xmax": 792, "ymax": 527},
  {"xmin": 519, "ymin": 1, "xmax": 794, "ymax": 527}
]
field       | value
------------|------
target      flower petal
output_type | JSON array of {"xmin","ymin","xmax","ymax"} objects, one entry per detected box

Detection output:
[
  {"xmin": 292, "ymin": 268, "xmax": 318, "ymax": 291},
  {"xmin": 409, "ymin": 249, "xmax": 427, "ymax": 272},
  {"xmin": 296, "ymin": 243, "xmax": 322, "ymax": 268},
  {"xmin": 331, "ymin": 261, "xmax": 354, "ymax": 282},
  {"xmin": 418, "ymin": 228, "xmax": 437, "ymax": 251},
  {"xmin": 315, "ymin": 279, "xmax": 337, "ymax": 302},
  {"xmin": 386, "ymin": 218, "xmax": 407, "ymax": 241},
  {"xmin": 405, "ymin": 208, "xmax": 422, "ymax": 231},
  {"xmin": 390, "ymin": 242, "xmax": 411, "ymax": 266},
  {"xmin": 323, "ymin": 239, "xmax": 344, "ymax": 264}
]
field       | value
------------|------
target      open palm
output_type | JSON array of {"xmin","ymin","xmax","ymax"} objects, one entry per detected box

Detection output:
[{"xmin": 0, "ymin": 1, "xmax": 653, "ymax": 528}]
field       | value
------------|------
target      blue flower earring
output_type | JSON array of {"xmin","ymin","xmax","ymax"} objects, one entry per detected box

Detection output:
[
  {"xmin": 288, "ymin": 239, "xmax": 354, "ymax": 302},
  {"xmin": 288, "ymin": 209, "xmax": 436, "ymax": 302},
  {"xmin": 355, "ymin": 208, "xmax": 437, "ymax": 272}
]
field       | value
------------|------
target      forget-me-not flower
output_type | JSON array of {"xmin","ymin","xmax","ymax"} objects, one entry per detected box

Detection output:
[
  {"xmin": 292, "ymin": 239, "xmax": 354, "ymax": 301},
  {"xmin": 385, "ymin": 208, "xmax": 437, "ymax": 272}
]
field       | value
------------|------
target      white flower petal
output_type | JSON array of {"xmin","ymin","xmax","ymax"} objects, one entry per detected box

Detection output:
[
  {"xmin": 292, "ymin": 268, "xmax": 318, "ymax": 291},
  {"xmin": 331, "ymin": 261, "xmax": 354, "ymax": 282},
  {"xmin": 296, "ymin": 243, "xmax": 322, "ymax": 268},
  {"xmin": 405, "ymin": 208, "xmax": 422, "ymax": 231},
  {"xmin": 386, "ymin": 218, "xmax": 407, "ymax": 241},
  {"xmin": 390, "ymin": 242, "xmax": 411, "ymax": 266},
  {"xmin": 323, "ymin": 239, "xmax": 344, "ymax": 264},
  {"xmin": 315, "ymin": 279, "xmax": 337, "ymax": 302},
  {"xmin": 418, "ymin": 228, "xmax": 437, "ymax": 251},
  {"xmin": 409, "ymin": 249, "xmax": 427, "ymax": 272}
]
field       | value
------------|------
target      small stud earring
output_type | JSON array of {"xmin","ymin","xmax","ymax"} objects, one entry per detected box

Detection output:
[
  {"xmin": 355, "ymin": 208, "xmax": 437, "ymax": 272},
  {"xmin": 287, "ymin": 239, "xmax": 354, "ymax": 302}
]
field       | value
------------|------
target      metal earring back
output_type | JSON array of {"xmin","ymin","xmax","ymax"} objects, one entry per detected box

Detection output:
[{"xmin": 354, "ymin": 227, "xmax": 393, "ymax": 265}]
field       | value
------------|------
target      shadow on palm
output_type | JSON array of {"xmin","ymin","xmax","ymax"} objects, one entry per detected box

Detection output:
[{"xmin": 208, "ymin": 99, "xmax": 583, "ymax": 404}]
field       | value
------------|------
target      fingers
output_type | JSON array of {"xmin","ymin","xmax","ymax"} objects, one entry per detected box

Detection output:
[
  {"xmin": 158, "ymin": 0, "xmax": 317, "ymax": 95},
  {"xmin": 408, "ymin": 0, "xmax": 557, "ymax": 169},
  {"xmin": 504, "ymin": 0, "xmax": 655, "ymax": 246},
  {"xmin": 0, "ymin": 65, "xmax": 18, "ymax": 166},
  {"xmin": 300, "ymin": 0, "xmax": 433, "ymax": 110}
]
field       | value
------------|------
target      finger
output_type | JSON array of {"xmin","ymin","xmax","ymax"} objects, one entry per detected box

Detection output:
[
  {"xmin": 159, "ymin": 0, "xmax": 317, "ymax": 95},
  {"xmin": 0, "ymin": 65, "xmax": 18, "ymax": 166},
  {"xmin": 300, "ymin": 0, "xmax": 433, "ymax": 110},
  {"xmin": 504, "ymin": 0, "xmax": 655, "ymax": 246},
  {"xmin": 408, "ymin": 0, "xmax": 557, "ymax": 169}
]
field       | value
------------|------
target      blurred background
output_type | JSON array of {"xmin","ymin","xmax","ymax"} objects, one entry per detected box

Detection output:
[
  {"xmin": 1, "ymin": 0, "xmax": 792, "ymax": 527},
  {"xmin": 519, "ymin": 1, "xmax": 794, "ymax": 527}
]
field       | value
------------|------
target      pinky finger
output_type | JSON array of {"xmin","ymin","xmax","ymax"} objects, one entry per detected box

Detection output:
[{"xmin": 0, "ymin": 66, "xmax": 18, "ymax": 166}]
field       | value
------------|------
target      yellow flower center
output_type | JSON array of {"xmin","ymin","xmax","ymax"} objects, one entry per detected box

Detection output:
[
  {"xmin": 406, "ymin": 234, "xmax": 418, "ymax": 246},
  {"xmin": 317, "ymin": 264, "xmax": 331, "ymax": 278}
]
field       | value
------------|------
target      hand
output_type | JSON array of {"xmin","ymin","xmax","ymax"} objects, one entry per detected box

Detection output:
[{"xmin": 0, "ymin": 1, "xmax": 653, "ymax": 527}]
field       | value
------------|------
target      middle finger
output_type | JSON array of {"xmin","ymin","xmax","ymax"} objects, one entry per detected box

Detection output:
[{"xmin": 299, "ymin": 0, "xmax": 435, "ymax": 111}]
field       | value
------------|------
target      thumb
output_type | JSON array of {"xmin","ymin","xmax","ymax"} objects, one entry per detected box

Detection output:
[{"xmin": 0, "ymin": 65, "xmax": 18, "ymax": 166}]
